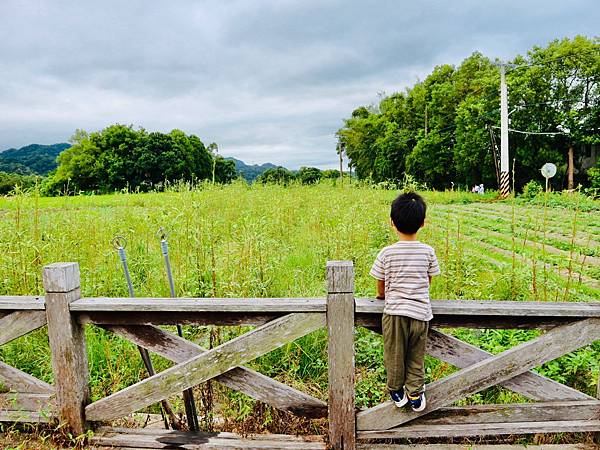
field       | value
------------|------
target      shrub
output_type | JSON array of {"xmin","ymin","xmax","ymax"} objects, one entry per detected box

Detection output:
[{"xmin": 520, "ymin": 180, "xmax": 543, "ymax": 199}]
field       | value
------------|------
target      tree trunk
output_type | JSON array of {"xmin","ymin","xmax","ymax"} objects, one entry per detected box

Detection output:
[{"xmin": 567, "ymin": 145, "xmax": 574, "ymax": 190}]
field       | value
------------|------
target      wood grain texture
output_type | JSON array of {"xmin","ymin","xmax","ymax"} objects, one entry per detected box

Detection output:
[
  {"xmin": 78, "ymin": 311, "xmax": 282, "ymax": 326},
  {"xmin": 92, "ymin": 427, "xmax": 326, "ymax": 449},
  {"xmin": 0, "ymin": 362, "xmax": 54, "ymax": 394},
  {"xmin": 0, "ymin": 296, "xmax": 45, "ymax": 310},
  {"xmin": 104, "ymin": 324, "xmax": 327, "ymax": 418},
  {"xmin": 0, "ymin": 311, "xmax": 47, "ymax": 346},
  {"xmin": 43, "ymin": 263, "xmax": 89, "ymax": 435},
  {"xmin": 86, "ymin": 312, "xmax": 326, "ymax": 422},
  {"xmin": 357, "ymin": 318, "xmax": 600, "ymax": 431},
  {"xmin": 0, "ymin": 410, "xmax": 52, "ymax": 423},
  {"xmin": 0, "ymin": 392, "xmax": 55, "ymax": 413},
  {"xmin": 358, "ymin": 419, "xmax": 600, "ymax": 439},
  {"xmin": 355, "ymin": 298, "xmax": 600, "ymax": 317},
  {"xmin": 327, "ymin": 261, "xmax": 355, "ymax": 450},
  {"xmin": 426, "ymin": 328, "xmax": 593, "ymax": 401},
  {"xmin": 407, "ymin": 400, "xmax": 600, "ymax": 425},
  {"xmin": 71, "ymin": 297, "xmax": 325, "ymax": 312}
]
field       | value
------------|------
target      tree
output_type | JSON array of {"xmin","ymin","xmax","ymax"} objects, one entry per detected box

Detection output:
[
  {"xmin": 256, "ymin": 167, "xmax": 296, "ymax": 185},
  {"xmin": 298, "ymin": 167, "xmax": 322, "ymax": 184}
]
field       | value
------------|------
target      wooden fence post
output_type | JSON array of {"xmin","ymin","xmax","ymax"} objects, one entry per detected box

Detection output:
[
  {"xmin": 43, "ymin": 263, "xmax": 90, "ymax": 435},
  {"xmin": 326, "ymin": 260, "xmax": 355, "ymax": 450}
]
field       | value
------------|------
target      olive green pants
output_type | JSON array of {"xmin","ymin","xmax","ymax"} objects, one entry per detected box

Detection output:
[{"xmin": 382, "ymin": 313, "xmax": 429, "ymax": 396}]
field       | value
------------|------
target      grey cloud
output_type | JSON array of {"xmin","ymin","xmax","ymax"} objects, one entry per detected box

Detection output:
[{"xmin": 1, "ymin": 0, "xmax": 598, "ymax": 168}]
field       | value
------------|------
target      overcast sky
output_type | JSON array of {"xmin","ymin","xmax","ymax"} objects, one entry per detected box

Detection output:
[{"xmin": 0, "ymin": 1, "xmax": 598, "ymax": 168}]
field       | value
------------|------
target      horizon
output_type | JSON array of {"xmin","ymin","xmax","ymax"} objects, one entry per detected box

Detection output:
[{"xmin": 1, "ymin": 1, "xmax": 599, "ymax": 169}]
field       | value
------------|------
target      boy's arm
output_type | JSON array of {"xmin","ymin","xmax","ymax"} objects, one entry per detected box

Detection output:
[{"xmin": 376, "ymin": 279, "xmax": 385, "ymax": 300}]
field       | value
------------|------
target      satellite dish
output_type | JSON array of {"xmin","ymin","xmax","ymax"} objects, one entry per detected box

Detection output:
[{"xmin": 541, "ymin": 163, "xmax": 557, "ymax": 179}]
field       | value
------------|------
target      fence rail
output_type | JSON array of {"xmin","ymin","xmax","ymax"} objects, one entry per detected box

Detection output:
[{"xmin": 1, "ymin": 261, "xmax": 600, "ymax": 449}]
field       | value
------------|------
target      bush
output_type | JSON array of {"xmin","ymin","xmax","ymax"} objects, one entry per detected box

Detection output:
[
  {"xmin": 588, "ymin": 167, "xmax": 600, "ymax": 190},
  {"xmin": 520, "ymin": 180, "xmax": 543, "ymax": 199}
]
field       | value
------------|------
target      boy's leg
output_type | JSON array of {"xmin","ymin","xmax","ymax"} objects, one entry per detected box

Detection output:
[
  {"xmin": 404, "ymin": 318, "xmax": 429, "ymax": 396},
  {"xmin": 382, "ymin": 313, "xmax": 408, "ymax": 392}
]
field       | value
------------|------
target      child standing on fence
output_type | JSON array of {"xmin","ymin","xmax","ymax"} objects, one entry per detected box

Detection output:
[{"xmin": 370, "ymin": 192, "xmax": 440, "ymax": 412}]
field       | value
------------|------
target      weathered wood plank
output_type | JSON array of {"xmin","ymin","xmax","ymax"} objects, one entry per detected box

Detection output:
[
  {"xmin": 86, "ymin": 312, "xmax": 326, "ymax": 422},
  {"xmin": 0, "ymin": 410, "xmax": 52, "ymax": 423},
  {"xmin": 43, "ymin": 262, "xmax": 89, "ymax": 435},
  {"xmin": 357, "ymin": 318, "xmax": 600, "ymax": 431},
  {"xmin": 0, "ymin": 392, "xmax": 55, "ymax": 413},
  {"xmin": 104, "ymin": 324, "xmax": 327, "ymax": 418},
  {"xmin": 357, "ymin": 419, "xmax": 600, "ymax": 439},
  {"xmin": 71, "ymin": 297, "xmax": 326, "ymax": 312},
  {"xmin": 327, "ymin": 261, "xmax": 355, "ymax": 450},
  {"xmin": 355, "ymin": 298, "xmax": 600, "ymax": 317},
  {"xmin": 409, "ymin": 400, "xmax": 600, "ymax": 425},
  {"xmin": 0, "ymin": 362, "xmax": 54, "ymax": 394},
  {"xmin": 0, "ymin": 310, "xmax": 47, "ymax": 346},
  {"xmin": 0, "ymin": 296, "xmax": 45, "ymax": 310},
  {"xmin": 78, "ymin": 311, "xmax": 282, "ymax": 326},
  {"xmin": 358, "ymin": 314, "xmax": 580, "ymax": 330},
  {"xmin": 92, "ymin": 428, "xmax": 326, "ymax": 449},
  {"xmin": 426, "ymin": 329, "xmax": 593, "ymax": 400}
]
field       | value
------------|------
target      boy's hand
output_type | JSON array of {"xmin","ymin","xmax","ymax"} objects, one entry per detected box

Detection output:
[
  {"xmin": 376, "ymin": 279, "xmax": 385, "ymax": 300},
  {"xmin": 376, "ymin": 295, "xmax": 385, "ymax": 300}
]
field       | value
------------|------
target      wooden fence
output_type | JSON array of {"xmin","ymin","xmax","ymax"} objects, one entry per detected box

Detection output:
[{"xmin": 1, "ymin": 260, "xmax": 600, "ymax": 449}]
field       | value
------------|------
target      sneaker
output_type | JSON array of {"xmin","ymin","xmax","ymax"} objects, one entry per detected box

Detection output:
[
  {"xmin": 408, "ymin": 392, "xmax": 426, "ymax": 412},
  {"xmin": 389, "ymin": 390, "xmax": 408, "ymax": 408}
]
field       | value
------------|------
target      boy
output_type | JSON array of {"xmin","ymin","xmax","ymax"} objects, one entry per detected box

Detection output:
[{"xmin": 370, "ymin": 192, "xmax": 440, "ymax": 412}]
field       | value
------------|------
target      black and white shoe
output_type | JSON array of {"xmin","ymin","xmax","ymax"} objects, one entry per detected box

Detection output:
[{"xmin": 389, "ymin": 390, "xmax": 408, "ymax": 408}]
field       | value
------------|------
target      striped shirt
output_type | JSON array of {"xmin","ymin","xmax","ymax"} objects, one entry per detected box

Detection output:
[{"xmin": 370, "ymin": 241, "xmax": 441, "ymax": 321}]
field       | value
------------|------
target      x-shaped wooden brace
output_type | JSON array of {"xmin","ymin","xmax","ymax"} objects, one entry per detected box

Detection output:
[
  {"xmin": 86, "ymin": 312, "xmax": 326, "ymax": 422},
  {"xmin": 358, "ymin": 318, "xmax": 600, "ymax": 431},
  {"xmin": 0, "ymin": 310, "xmax": 55, "ymax": 419}
]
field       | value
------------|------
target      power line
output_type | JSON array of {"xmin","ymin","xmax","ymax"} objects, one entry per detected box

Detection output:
[{"xmin": 490, "ymin": 126, "xmax": 567, "ymax": 135}]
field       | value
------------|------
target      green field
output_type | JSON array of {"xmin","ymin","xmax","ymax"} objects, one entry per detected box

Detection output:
[{"xmin": 1, "ymin": 182, "xmax": 599, "ymax": 434}]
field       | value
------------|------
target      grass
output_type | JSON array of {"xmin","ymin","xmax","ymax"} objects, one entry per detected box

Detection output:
[{"xmin": 0, "ymin": 181, "xmax": 599, "ymax": 440}]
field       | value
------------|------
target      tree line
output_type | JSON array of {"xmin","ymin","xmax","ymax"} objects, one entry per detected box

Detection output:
[
  {"xmin": 43, "ymin": 125, "xmax": 237, "ymax": 194},
  {"xmin": 337, "ymin": 36, "xmax": 600, "ymax": 191}
]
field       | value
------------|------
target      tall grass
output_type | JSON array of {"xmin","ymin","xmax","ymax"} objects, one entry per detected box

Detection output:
[{"xmin": 0, "ymin": 182, "xmax": 598, "ymax": 428}]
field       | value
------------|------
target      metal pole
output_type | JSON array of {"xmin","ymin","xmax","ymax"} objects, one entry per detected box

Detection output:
[
  {"xmin": 159, "ymin": 229, "xmax": 200, "ymax": 431},
  {"xmin": 113, "ymin": 237, "xmax": 181, "ymax": 430},
  {"xmin": 500, "ymin": 64, "xmax": 510, "ymax": 197}
]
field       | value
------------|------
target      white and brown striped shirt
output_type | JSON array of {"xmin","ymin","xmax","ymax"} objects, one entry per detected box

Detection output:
[{"xmin": 370, "ymin": 241, "xmax": 440, "ymax": 321}]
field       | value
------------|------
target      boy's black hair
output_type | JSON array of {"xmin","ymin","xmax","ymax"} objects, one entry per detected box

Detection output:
[{"xmin": 390, "ymin": 192, "xmax": 427, "ymax": 234}]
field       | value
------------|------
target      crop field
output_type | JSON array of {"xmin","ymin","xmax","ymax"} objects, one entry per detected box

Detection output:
[{"xmin": 1, "ymin": 182, "xmax": 599, "ymax": 434}]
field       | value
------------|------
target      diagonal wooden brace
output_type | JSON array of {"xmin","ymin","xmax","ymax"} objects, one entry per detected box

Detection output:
[
  {"xmin": 0, "ymin": 311, "xmax": 47, "ymax": 346},
  {"xmin": 102, "ymin": 324, "xmax": 327, "ymax": 418},
  {"xmin": 427, "ymin": 329, "xmax": 593, "ymax": 401},
  {"xmin": 86, "ymin": 312, "xmax": 325, "ymax": 421},
  {"xmin": 357, "ymin": 318, "xmax": 600, "ymax": 431}
]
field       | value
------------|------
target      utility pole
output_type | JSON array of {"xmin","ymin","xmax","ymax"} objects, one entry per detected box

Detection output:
[
  {"xmin": 338, "ymin": 141, "xmax": 345, "ymax": 184},
  {"xmin": 499, "ymin": 64, "xmax": 510, "ymax": 198}
]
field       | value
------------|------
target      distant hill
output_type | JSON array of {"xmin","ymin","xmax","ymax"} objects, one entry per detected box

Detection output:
[
  {"xmin": 226, "ymin": 157, "xmax": 280, "ymax": 181},
  {"xmin": 0, "ymin": 143, "xmax": 71, "ymax": 175}
]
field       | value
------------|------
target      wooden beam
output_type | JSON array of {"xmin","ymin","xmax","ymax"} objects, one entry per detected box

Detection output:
[
  {"xmin": 0, "ymin": 392, "xmax": 55, "ymax": 413},
  {"xmin": 78, "ymin": 311, "xmax": 282, "ymax": 327},
  {"xmin": 103, "ymin": 324, "xmax": 327, "ymax": 418},
  {"xmin": 71, "ymin": 297, "xmax": 326, "ymax": 312},
  {"xmin": 355, "ymin": 298, "xmax": 600, "ymax": 317},
  {"xmin": 86, "ymin": 312, "xmax": 325, "ymax": 422},
  {"xmin": 427, "ymin": 329, "xmax": 593, "ymax": 400},
  {"xmin": 408, "ymin": 400, "xmax": 600, "ymax": 425},
  {"xmin": 0, "ymin": 311, "xmax": 47, "ymax": 346},
  {"xmin": 357, "ymin": 318, "xmax": 600, "ymax": 431},
  {"xmin": 0, "ymin": 362, "xmax": 54, "ymax": 394},
  {"xmin": 357, "ymin": 419, "xmax": 600, "ymax": 439},
  {"xmin": 91, "ymin": 427, "xmax": 326, "ymax": 449},
  {"xmin": 327, "ymin": 261, "xmax": 355, "ymax": 450},
  {"xmin": 43, "ymin": 262, "xmax": 90, "ymax": 435},
  {"xmin": 0, "ymin": 410, "xmax": 52, "ymax": 423},
  {"xmin": 0, "ymin": 296, "xmax": 45, "ymax": 310}
]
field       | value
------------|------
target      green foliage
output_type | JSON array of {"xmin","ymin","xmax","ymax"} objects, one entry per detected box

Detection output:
[
  {"xmin": 0, "ymin": 172, "xmax": 39, "ymax": 195},
  {"xmin": 227, "ymin": 158, "xmax": 279, "ymax": 182},
  {"xmin": 338, "ymin": 36, "xmax": 600, "ymax": 190},
  {"xmin": 588, "ymin": 166, "xmax": 600, "ymax": 189},
  {"xmin": 43, "ymin": 125, "xmax": 216, "ymax": 194},
  {"xmin": 520, "ymin": 180, "xmax": 543, "ymax": 199},
  {"xmin": 298, "ymin": 167, "xmax": 322, "ymax": 185},
  {"xmin": 0, "ymin": 143, "xmax": 70, "ymax": 175},
  {"xmin": 256, "ymin": 167, "xmax": 296, "ymax": 184},
  {"xmin": 214, "ymin": 157, "xmax": 238, "ymax": 184}
]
